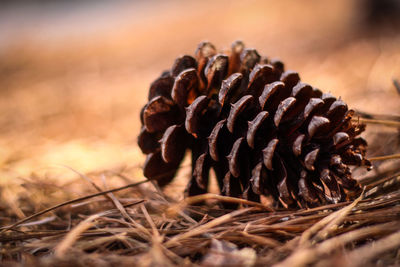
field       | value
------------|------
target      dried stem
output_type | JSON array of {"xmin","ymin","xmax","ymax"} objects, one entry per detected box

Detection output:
[
  {"xmin": 369, "ymin": 153, "xmax": 400, "ymax": 161},
  {"xmin": 354, "ymin": 118, "xmax": 400, "ymax": 127}
]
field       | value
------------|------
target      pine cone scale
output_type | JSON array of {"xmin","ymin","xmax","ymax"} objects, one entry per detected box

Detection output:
[
  {"xmin": 160, "ymin": 125, "xmax": 187, "ymax": 164},
  {"xmin": 171, "ymin": 68, "xmax": 198, "ymax": 107},
  {"xmin": 148, "ymin": 75, "xmax": 174, "ymax": 100},
  {"xmin": 208, "ymin": 119, "xmax": 227, "ymax": 161},
  {"xmin": 247, "ymin": 110, "xmax": 269, "ymax": 149}
]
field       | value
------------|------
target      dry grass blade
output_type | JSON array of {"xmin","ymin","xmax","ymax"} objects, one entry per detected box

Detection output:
[
  {"xmin": 364, "ymin": 171, "xmax": 400, "ymax": 190},
  {"xmin": 0, "ymin": 179, "xmax": 149, "ymax": 233},
  {"xmin": 166, "ymin": 193, "xmax": 272, "ymax": 217},
  {"xmin": 54, "ymin": 214, "xmax": 101, "ymax": 257},
  {"xmin": 164, "ymin": 208, "xmax": 255, "ymax": 247},
  {"xmin": 1, "ymin": 174, "xmax": 399, "ymax": 266},
  {"xmin": 358, "ymin": 165, "xmax": 400, "ymax": 186},
  {"xmin": 140, "ymin": 204, "xmax": 161, "ymax": 239},
  {"xmin": 299, "ymin": 190, "xmax": 364, "ymax": 245},
  {"xmin": 239, "ymin": 232, "xmax": 282, "ymax": 248},
  {"xmin": 20, "ymin": 216, "xmax": 57, "ymax": 227},
  {"xmin": 68, "ymin": 165, "xmax": 137, "ymax": 223},
  {"xmin": 344, "ymin": 230, "xmax": 400, "ymax": 267},
  {"xmin": 274, "ymin": 222, "xmax": 400, "ymax": 267}
]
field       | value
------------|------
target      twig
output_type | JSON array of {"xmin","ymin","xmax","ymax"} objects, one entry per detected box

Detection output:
[
  {"xmin": 355, "ymin": 110, "xmax": 400, "ymax": 121},
  {"xmin": 353, "ymin": 118, "xmax": 400, "ymax": 127},
  {"xmin": 369, "ymin": 153, "xmax": 400, "ymax": 161}
]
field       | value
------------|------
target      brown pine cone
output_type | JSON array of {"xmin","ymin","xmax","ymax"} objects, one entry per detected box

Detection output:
[{"xmin": 138, "ymin": 41, "xmax": 370, "ymax": 208}]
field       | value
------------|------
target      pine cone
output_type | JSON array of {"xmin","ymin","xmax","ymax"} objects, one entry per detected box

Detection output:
[{"xmin": 138, "ymin": 41, "xmax": 370, "ymax": 208}]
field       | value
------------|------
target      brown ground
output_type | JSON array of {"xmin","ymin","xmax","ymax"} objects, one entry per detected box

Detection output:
[{"xmin": 1, "ymin": 0, "xmax": 400, "ymax": 266}]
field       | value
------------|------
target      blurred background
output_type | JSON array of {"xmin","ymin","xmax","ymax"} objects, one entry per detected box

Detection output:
[{"xmin": 0, "ymin": 0, "xmax": 399, "ymax": 201}]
